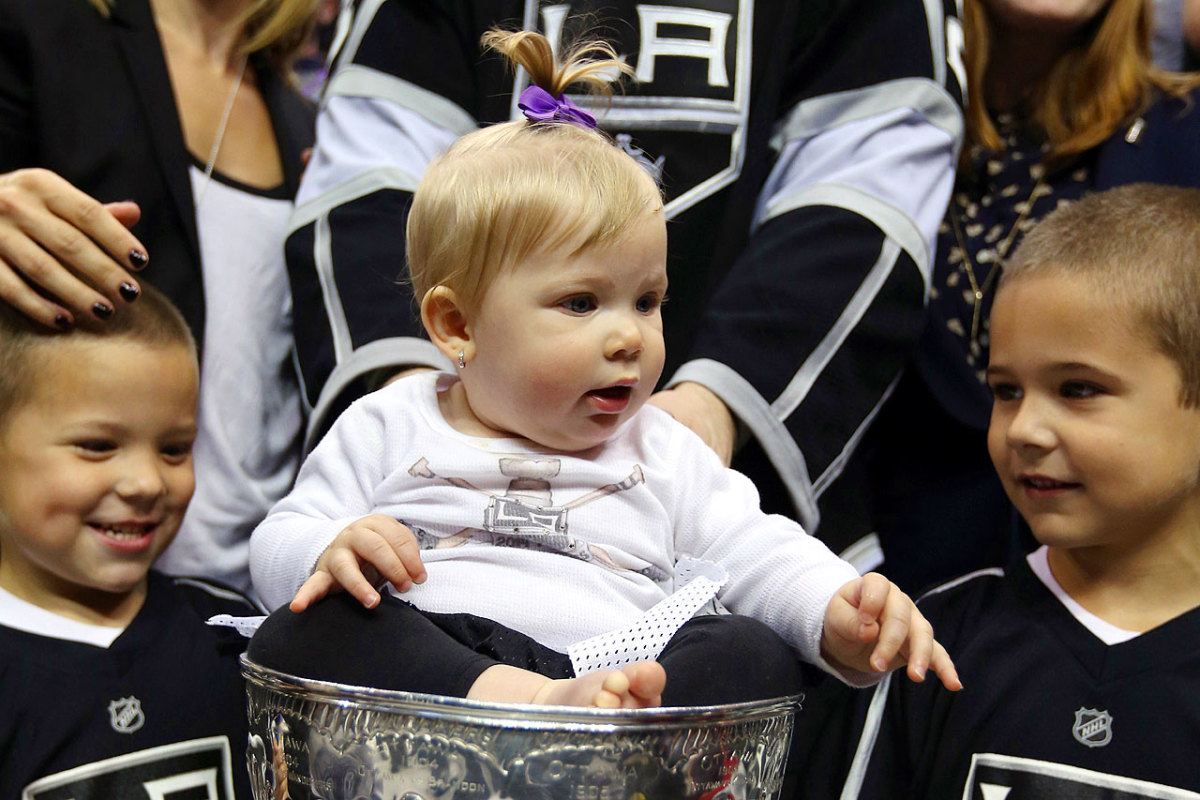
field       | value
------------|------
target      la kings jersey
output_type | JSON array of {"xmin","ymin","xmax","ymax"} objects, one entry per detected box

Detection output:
[
  {"xmin": 286, "ymin": 0, "xmax": 964, "ymax": 558},
  {"xmin": 0, "ymin": 572, "xmax": 259, "ymax": 800},
  {"xmin": 839, "ymin": 557, "xmax": 1200, "ymax": 799}
]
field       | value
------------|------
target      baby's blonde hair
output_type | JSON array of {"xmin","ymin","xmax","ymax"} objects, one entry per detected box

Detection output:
[
  {"xmin": 406, "ymin": 28, "xmax": 663, "ymax": 312},
  {"xmin": 1002, "ymin": 183, "xmax": 1200, "ymax": 407}
]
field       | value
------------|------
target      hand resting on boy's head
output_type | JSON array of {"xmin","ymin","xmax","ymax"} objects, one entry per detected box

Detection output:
[{"xmin": 0, "ymin": 169, "xmax": 148, "ymax": 328}]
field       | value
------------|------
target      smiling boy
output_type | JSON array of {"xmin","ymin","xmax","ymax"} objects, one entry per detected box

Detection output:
[
  {"xmin": 0, "ymin": 288, "xmax": 260, "ymax": 799},
  {"xmin": 835, "ymin": 183, "xmax": 1200, "ymax": 798}
]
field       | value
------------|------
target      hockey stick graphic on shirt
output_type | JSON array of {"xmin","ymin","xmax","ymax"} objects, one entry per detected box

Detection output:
[{"xmin": 406, "ymin": 457, "xmax": 648, "ymax": 573}]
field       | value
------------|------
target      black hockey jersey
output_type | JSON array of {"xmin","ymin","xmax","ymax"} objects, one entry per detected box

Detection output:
[
  {"xmin": 839, "ymin": 559, "xmax": 1200, "ymax": 798},
  {"xmin": 0, "ymin": 571, "xmax": 259, "ymax": 800},
  {"xmin": 284, "ymin": 0, "xmax": 964, "ymax": 560}
]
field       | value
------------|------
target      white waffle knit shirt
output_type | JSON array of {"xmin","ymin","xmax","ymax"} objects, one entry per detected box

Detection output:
[{"xmin": 250, "ymin": 372, "xmax": 860, "ymax": 674}]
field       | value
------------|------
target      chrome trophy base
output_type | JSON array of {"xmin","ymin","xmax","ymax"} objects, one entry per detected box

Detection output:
[{"xmin": 242, "ymin": 656, "xmax": 801, "ymax": 800}]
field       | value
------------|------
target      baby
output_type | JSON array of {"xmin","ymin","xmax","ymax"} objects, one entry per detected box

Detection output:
[{"xmin": 249, "ymin": 28, "xmax": 959, "ymax": 709}]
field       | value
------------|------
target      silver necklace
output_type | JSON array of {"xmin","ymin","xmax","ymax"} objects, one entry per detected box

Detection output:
[{"xmin": 196, "ymin": 56, "xmax": 247, "ymax": 205}]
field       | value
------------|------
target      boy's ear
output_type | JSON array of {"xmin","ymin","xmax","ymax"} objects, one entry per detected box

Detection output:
[{"xmin": 421, "ymin": 286, "xmax": 473, "ymax": 363}]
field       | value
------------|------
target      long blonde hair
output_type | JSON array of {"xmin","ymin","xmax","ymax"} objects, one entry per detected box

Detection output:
[
  {"xmin": 86, "ymin": 0, "xmax": 317, "ymax": 71},
  {"xmin": 963, "ymin": 0, "xmax": 1199, "ymax": 168},
  {"xmin": 406, "ymin": 28, "xmax": 660, "ymax": 312}
]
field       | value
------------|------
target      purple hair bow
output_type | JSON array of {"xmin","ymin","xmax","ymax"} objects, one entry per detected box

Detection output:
[{"xmin": 517, "ymin": 85, "xmax": 597, "ymax": 129}]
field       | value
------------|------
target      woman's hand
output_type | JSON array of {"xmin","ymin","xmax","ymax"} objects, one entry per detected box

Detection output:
[{"xmin": 0, "ymin": 168, "xmax": 148, "ymax": 328}]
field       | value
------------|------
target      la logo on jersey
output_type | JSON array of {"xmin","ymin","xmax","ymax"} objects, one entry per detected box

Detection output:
[
  {"xmin": 516, "ymin": 1, "xmax": 750, "ymax": 218},
  {"xmin": 1072, "ymin": 707, "xmax": 1112, "ymax": 748},
  {"xmin": 965, "ymin": 753, "xmax": 1189, "ymax": 799},
  {"xmin": 108, "ymin": 695, "xmax": 145, "ymax": 734}
]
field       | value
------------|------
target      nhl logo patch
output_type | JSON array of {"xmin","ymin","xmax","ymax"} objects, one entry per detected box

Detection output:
[
  {"xmin": 1072, "ymin": 707, "xmax": 1112, "ymax": 748},
  {"xmin": 107, "ymin": 696, "xmax": 145, "ymax": 734}
]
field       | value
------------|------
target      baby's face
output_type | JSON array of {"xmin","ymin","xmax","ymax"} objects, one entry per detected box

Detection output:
[
  {"xmin": 454, "ymin": 211, "xmax": 668, "ymax": 451},
  {"xmin": 0, "ymin": 338, "xmax": 197, "ymax": 603},
  {"xmin": 985, "ymin": 272, "xmax": 1200, "ymax": 557}
]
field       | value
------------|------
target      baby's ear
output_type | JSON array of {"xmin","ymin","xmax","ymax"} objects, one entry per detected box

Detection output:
[{"xmin": 421, "ymin": 286, "xmax": 472, "ymax": 361}]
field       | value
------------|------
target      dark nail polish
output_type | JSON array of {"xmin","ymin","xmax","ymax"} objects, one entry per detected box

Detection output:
[
  {"xmin": 54, "ymin": 313, "xmax": 73, "ymax": 330},
  {"xmin": 129, "ymin": 249, "xmax": 148, "ymax": 269},
  {"xmin": 92, "ymin": 302, "xmax": 113, "ymax": 320},
  {"xmin": 119, "ymin": 282, "xmax": 140, "ymax": 301}
]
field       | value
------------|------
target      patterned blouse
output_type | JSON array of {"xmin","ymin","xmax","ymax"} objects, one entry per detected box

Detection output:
[{"xmin": 917, "ymin": 114, "xmax": 1092, "ymax": 428}]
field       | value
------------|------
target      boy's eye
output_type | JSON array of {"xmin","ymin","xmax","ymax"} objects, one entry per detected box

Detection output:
[
  {"xmin": 988, "ymin": 383, "xmax": 1021, "ymax": 402},
  {"xmin": 74, "ymin": 439, "xmax": 116, "ymax": 455},
  {"xmin": 161, "ymin": 442, "xmax": 193, "ymax": 462},
  {"xmin": 1060, "ymin": 380, "xmax": 1102, "ymax": 399},
  {"xmin": 561, "ymin": 295, "xmax": 596, "ymax": 314}
]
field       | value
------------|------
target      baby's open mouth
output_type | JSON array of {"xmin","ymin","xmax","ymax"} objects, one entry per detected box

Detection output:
[{"xmin": 589, "ymin": 386, "xmax": 632, "ymax": 401}]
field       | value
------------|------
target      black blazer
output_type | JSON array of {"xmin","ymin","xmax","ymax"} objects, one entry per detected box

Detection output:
[{"xmin": 0, "ymin": 0, "xmax": 315, "ymax": 342}]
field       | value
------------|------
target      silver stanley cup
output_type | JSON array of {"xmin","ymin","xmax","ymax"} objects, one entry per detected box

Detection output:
[{"xmin": 242, "ymin": 656, "xmax": 801, "ymax": 800}]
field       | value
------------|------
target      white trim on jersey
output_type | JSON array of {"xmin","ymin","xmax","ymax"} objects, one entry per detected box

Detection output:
[
  {"xmin": 964, "ymin": 753, "xmax": 1200, "ymax": 799},
  {"xmin": 293, "ymin": 97, "xmax": 457, "ymax": 206},
  {"xmin": 773, "ymin": 238, "xmax": 910, "ymax": 420},
  {"xmin": 171, "ymin": 577, "xmax": 264, "ymax": 613},
  {"xmin": 771, "ymin": 78, "xmax": 962, "ymax": 147},
  {"xmin": 22, "ymin": 736, "xmax": 235, "ymax": 800},
  {"xmin": 0, "ymin": 586, "xmax": 122, "ymax": 648},
  {"xmin": 290, "ymin": 166, "xmax": 421, "ymax": 230},
  {"xmin": 761, "ymin": 79, "xmax": 963, "ymax": 276},
  {"xmin": 325, "ymin": 0, "xmax": 389, "ymax": 82},
  {"xmin": 840, "ymin": 672, "xmax": 896, "ymax": 800},
  {"xmin": 305, "ymin": 336, "xmax": 451, "ymax": 452},
  {"xmin": 813, "ymin": 370, "xmax": 901, "ymax": 497},
  {"xmin": 325, "ymin": 66, "xmax": 478, "ymax": 135}
]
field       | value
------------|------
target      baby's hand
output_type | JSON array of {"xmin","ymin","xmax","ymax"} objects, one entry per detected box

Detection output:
[
  {"xmin": 289, "ymin": 515, "xmax": 427, "ymax": 613},
  {"xmin": 821, "ymin": 572, "xmax": 962, "ymax": 691}
]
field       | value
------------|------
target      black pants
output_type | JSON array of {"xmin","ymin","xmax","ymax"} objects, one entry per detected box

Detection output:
[{"xmin": 248, "ymin": 593, "xmax": 805, "ymax": 706}]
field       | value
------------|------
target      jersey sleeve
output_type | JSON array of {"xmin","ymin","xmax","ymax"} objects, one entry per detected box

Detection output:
[
  {"xmin": 0, "ymin": 4, "xmax": 34, "ymax": 169},
  {"xmin": 285, "ymin": 0, "xmax": 486, "ymax": 447},
  {"xmin": 671, "ymin": 0, "xmax": 964, "ymax": 537}
]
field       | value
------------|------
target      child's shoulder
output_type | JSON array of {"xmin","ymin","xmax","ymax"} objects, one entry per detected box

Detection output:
[
  {"xmin": 153, "ymin": 571, "xmax": 263, "ymax": 620},
  {"xmin": 912, "ymin": 566, "xmax": 1017, "ymax": 646}
]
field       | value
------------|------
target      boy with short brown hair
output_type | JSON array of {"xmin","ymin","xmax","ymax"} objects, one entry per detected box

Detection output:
[
  {"xmin": 0, "ymin": 287, "xmax": 259, "ymax": 798},
  {"xmin": 838, "ymin": 183, "xmax": 1200, "ymax": 797}
]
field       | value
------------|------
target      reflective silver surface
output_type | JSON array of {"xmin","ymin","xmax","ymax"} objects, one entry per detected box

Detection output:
[{"xmin": 242, "ymin": 656, "xmax": 800, "ymax": 799}]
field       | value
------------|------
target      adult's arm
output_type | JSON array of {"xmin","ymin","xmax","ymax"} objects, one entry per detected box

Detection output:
[
  {"xmin": 285, "ymin": 1, "xmax": 486, "ymax": 448},
  {"xmin": 669, "ymin": 0, "xmax": 964, "ymax": 542}
]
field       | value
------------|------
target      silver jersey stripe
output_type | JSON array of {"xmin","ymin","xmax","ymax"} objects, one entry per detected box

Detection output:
[
  {"xmin": 325, "ymin": 65, "xmax": 477, "ymax": 135},
  {"xmin": 668, "ymin": 358, "xmax": 820, "ymax": 531},
  {"xmin": 307, "ymin": 337, "xmax": 451, "ymax": 450},
  {"xmin": 840, "ymin": 673, "xmax": 896, "ymax": 800},
  {"xmin": 772, "ymin": 77, "xmax": 962, "ymax": 147},
  {"xmin": 923, "ymin": 0, "xmax": 948, "ymax": 88},
  {"xmin": 771, "ymin": 236, "xmax": 906, "ymax": 423},
  {"xmin": 327, "ymin": 0, "xmax": 388, "ymax": 79},
  {"xmin": 288, "ymin": 166, "xmax": 421, "ymax": 233}
]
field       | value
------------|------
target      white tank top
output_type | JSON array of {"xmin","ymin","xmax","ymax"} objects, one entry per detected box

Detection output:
[{"xmin": 156, "ymin": 165, "xmax": 302, "ymax": 592}]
